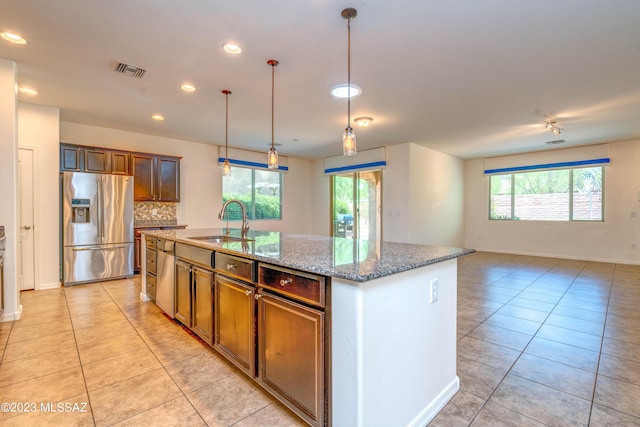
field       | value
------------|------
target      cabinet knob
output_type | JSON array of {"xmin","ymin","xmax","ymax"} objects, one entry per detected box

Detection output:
[
  {"xmin": 280, "ymin": 277, "xmax": 292, "ymax": 287},
  {"xmin": 255, "ymin": 293, "xmax": 263, "ymax": 300},
  {"xmin": 244, "ymin": 289, "xmax": 252, "ymax": 296},
  {"xmin": 227, "ymin": 263, "xmax": 237, "ymax": 270}
]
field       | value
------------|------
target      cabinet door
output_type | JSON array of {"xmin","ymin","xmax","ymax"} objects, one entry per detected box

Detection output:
[
  {"xmin": 60, "ymin": 144, "xmax": 83, "ymax": 171},
  {"xmin": 157, "ymin": 156, "xmax": 180, "ymax": 202},
  {"xmin": 192, "ymin": 267, "xmax": 214, "ymax": 344},
  {"xmin": 84, "ymin": 148, "xmax": 110, "ymax": 173},
  {"xmin": 132, "ymin": 154, "xmax": 155, "ymax": 201},
  {"xmin": 214, "ymin": 275, "xmax": 256, "ymax": 376},
  {"xmin": 175, "ymin": 259, "xmax": 192, "ymax": 327},
  {"xmin": 110, "ymin": 151, "xmax": 130, "ymax": 175},
  {"xmin": 258, "ymin": 292, "xmax": 324, "ymax": 427}
]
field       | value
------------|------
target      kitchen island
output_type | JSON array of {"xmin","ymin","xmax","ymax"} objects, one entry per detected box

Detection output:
[{"xmin": 140, "ymin": 228, "xmax": 473, "ymax": 427}]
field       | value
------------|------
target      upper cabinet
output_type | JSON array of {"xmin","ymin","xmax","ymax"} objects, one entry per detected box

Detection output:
[
  {"xmin": 60, "ymin": 143, "xmax": 180, "ymax": 202},
  {"xmin": 60, "ymin": 143, "xmax": 130, "ymax": 175},
  {"xmin": 132, "ymin": 154, "xmax": 181, "ymax": 202}
]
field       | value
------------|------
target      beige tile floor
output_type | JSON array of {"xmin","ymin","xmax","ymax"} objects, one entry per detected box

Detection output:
[{"xmin": 0, "ymin": 251, "xmax": 639, "ymax": 426}]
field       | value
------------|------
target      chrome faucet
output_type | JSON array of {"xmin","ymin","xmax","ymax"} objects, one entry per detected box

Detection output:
[{"xmin": 218, "ymin": 199, "xmax": 250, "ymax": 238}]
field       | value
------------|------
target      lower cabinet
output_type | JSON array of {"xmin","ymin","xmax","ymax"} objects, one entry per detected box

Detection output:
[
  {"xmin": 175, "ymin": 259, "xmax": 214, "ymax": 343},
  {"xmin": 256, "ymin": 289, "xmax": 325, "ymax": 427},
  {"xmin": 213, "ymin": 275, "xmax": 256, "ymax": 376}
]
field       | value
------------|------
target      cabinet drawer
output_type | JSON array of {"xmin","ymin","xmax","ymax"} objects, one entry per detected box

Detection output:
[
  {"xmin": 146, "ymin": 248, "xmax": 157, "ymax": 274},
  {"xmin": 215, "ymin": 253, "xmax": 255, "ymax": 283},
  {"xmin": 175, "ymin": 243, "xmax": 213, "ymax": 269},
  {"xmin": 258, "ymin": 264, "xmax": 325, "ymax": 308},
  {"xmin": 145, "ymin": 236, "xmax": 157, "ymax": 250},
  {"xmin": 146, "ymin": 273, "xmax": 156, "ymax": 299}
]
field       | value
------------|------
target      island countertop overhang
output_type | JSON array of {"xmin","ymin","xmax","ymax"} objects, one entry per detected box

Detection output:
[{"xmin": 140, "ymin": 227, "xmax": 474, "ymax": 282}]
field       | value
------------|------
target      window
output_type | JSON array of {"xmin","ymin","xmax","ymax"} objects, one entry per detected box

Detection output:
[
  {"xmin": 489, "ymin": 166, "xmax": 603, "ymax": 221},
  {"xmin": 222, "ymin": 167, "xmax": 282, "ymax": 220}
]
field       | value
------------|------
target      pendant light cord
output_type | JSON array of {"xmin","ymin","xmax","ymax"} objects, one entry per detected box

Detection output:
[
  {"xmin": 347, "ymin": 16, "xmax": 351, "ymax": 129},
  {"xmin": 271, "ymin": 63, "xmax": 275, "ymax": 149},
  {"xmin": 225, "ymin": 92, "xmax": 229, "ymax": 159}
]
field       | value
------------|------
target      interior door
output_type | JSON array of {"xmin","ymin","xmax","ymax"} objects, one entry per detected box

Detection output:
[
  {"xmin": 330, "ymin": 169, "xmax": 382, "ymax": 241},
  {"xmin": 18, "ymin": 148, "xmax": 35, "ymax": 291}
]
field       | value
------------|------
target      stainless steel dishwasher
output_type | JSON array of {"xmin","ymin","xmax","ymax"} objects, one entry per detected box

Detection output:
[{"xmin": 155, "ymin": 238, "xmax": 176, "ymax": 317}]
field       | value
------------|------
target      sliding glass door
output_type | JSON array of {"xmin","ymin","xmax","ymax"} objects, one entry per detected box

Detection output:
[{"xmin": 330, "ymin": 170, "xmax": 382, "ymax": 241}]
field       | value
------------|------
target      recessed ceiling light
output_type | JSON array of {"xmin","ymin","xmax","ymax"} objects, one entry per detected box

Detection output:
[
  {"xmin": 1, "ymin": 32, "xmax": 27, "ymax": 44},
  {"xmin": 151, "ymin": 114, "xmax": 164, "ymax": 121},
  {"xmin": 223, "ymin": 43, "xmax": 242, "ymax": 54},
  {"xmin": 18, "ymin": 87, "xmax": 38, "ymax": 95},
  {"xmin": 354, "ymin": 117, "xmax": 373, "ymax": 127},
  {"xmin": 181, "ymin": 84, "xmax": 196, "ymax": 92},
  {"xmin": 331, "ymin": 84, "xmax": 361, "ymax": 98}
]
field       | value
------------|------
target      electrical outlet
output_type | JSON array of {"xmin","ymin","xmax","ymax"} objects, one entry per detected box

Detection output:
[
  {"xmin": 430, "ymin": 278, "xmax": 439, "ymax": 304},
  {"xmin": 152, "ymin": 208, "xmax": 158, "ymax": 215},
  {"xmin": 631, "ymin": 211, "xmax": 637, "ymax": 218}
]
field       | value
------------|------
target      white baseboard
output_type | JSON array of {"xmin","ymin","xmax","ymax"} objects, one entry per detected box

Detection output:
[
  {"xmin": 1, "ymin": 304, "xmax": 23, "ymax": 322},
  {"xmin": 470, "ymin": 247, "xmax": 640, "ymax": 265},
  {"xmin": 36, "ymin": 281, "xmax": 62, "ymax": 290},
  {"xmin": 408, "ymin": 376, "xmax": 460, "ymax": 427}
]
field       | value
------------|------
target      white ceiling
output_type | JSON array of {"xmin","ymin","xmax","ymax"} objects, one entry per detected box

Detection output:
[{"xmin": 2, "ymin": 0, "xmax": 640, "ymax": 160}]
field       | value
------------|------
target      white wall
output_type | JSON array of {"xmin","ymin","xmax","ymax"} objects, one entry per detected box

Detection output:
[
  {"xmin": 464, "ymin": 139, "xmax": 640, "ymax": 264},
  {"xmin": 18, "ymin": 103, "xmax": 60, "ymax": 289},
  {"xmin": 308, "ymin": 159, "xmax": 331, "ymax": 236},
  {"xmin": 0, "ymin": 59, "xmax": 20, "ymax": 320},
  {"xmin": 384, "ymin": 143, "xmax": 465, "ymax": 247},
  {"xmin": 309, "ymin": 143, "xmax": 465, "ymax": 247}
]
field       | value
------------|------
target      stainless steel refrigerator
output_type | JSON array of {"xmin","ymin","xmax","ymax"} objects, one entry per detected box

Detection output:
[{"xmin": 62, "ymin": 171, "xmax": 134, "ymax": 285}]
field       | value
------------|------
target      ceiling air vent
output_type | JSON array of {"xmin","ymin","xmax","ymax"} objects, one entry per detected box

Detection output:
[
  {"xmin": 546, "ymin": 139, "xmax": 565, "ymax": 145},
  {"xmin": 113, "ymin": 61, "xmax": 147, "ymax": 79}
]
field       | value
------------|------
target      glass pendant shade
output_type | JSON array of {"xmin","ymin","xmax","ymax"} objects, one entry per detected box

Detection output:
[
  {"xmin": 222, "ymin": 159, "xmax": 231, "ymax": 176},
  {"xmin": 343, "ymin": 127, "xmax": 357, "ymax": 156},
  {"xmin": 267, "ymin": 146, "xmax": 279, "ymax": 169}
]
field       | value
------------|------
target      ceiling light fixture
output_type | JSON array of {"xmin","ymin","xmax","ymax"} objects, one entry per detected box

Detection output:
[
  {"xmin": 18, "ymin": 87, "xmax": 38, "ymax": 95},
  {"xmin": 151, "ymin": 114, "xmax": 164, "ymax": 121},
  {"xmin": 1, "ymin": 32, "xmax": 27, "ymax": 44},
  {"xmin": 331, "ymin": 83, "xmax": 361, "ymax": 98},
  {"xmin": 544, "ymin": 119, "xmax": 562, "ymax": 135},
  {"xmin": 223, "ymin": 43, "xmax": 242, "ymax": 55},
  {"xmin": 222, "ymin": 89, "xmax": 232, "ymax": 177},
  {"xmin": 354, "ymin": 116, "xmax": 373, "ymax": 127},
  {"xmin": 181, "ymin": 84, "xmax": 196, "ymax": 92},
  {"xmin": 341, "ymin": 7, "xmax": 358, "ymax": 156},
  {"xmin": 267, "ymin": 59, "xmax": 279, "ymax": 169}
]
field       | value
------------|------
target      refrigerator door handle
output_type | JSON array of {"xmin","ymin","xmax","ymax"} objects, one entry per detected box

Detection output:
[
  {"xmin": 72, "ymin": 245, "xmax": 129, "ymax": 251},
  {"xmin": 96, "ymin": 175, "xmax": 103, "ymax": 240}
]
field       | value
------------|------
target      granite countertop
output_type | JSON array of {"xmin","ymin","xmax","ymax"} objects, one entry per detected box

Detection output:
[
  {"xmin": 141, "ymin": 227, "xmax": 474, "ymax": 282},
  {"xmin": 0, "ymin": 225, "xmax": 4, "ymax": 239}
]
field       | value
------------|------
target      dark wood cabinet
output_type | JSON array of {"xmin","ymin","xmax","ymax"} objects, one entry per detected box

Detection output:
[
  {"xmin": 59, "ymin": 144, "xmax": 178, "ymax": 200},
  {"xmin": 110, "ymin": 151, "xmax": 130, "ymax": 175},
  {"xmin": 132, "ymin": 154, "xmax": 155, "ymax": 201},
  {"xmin": 84, "ymin": 148, "xmax": 110, "ymax": 173},
  {"xmin": 257, "ymin": 264, "xmax": 327, "ymax": 427},
  {"xmin": 175, "ymin": 258, "xmax": 214, "ymax": 343},
  {"xmin": 60, "ymin": 143, "xmax": 131, "ymax": 175},
  {"xmin": 214, "ymin": 275, "xmax": 256, "ymax": 376},
  {"xmin": 132, "ymin": 154, "xmax": 180, "ymax": 202},
  {"xmin": 157, "ymin": 156, "xmax": 180, "ymax": 201},
  {"xmin": 60, "ymin": 145, "xmax": 83, "ymax": 171}
]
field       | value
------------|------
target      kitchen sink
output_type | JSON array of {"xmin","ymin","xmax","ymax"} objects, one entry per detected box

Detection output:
[{"xmin": 187, "ymin": 235, "xmax": 253, "ymax": 243}]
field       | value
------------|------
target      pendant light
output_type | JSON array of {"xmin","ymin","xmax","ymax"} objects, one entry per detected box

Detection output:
[
  {"xmin": 342, "ymin": 7, "xmax": 357, "ymax": 156},
  {"xmin": 221, "ymin": 89, "xmax": 232, "ymax": 176},
  {"xmin": 267, "ymin": 59, "xmax": 279, "ymax": 169}
]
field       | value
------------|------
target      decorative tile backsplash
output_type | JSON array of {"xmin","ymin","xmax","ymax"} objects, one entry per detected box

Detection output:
[{"xmin": 134, "ymin": 202, "xmax": 177, "ymax": 221}]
